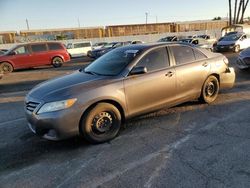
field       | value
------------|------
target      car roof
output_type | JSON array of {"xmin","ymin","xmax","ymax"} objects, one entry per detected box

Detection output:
[
  {"xmin": 15, "ymin": 41, "xmax": 63, "ymax": 47},
  {"xmin": 68, "ymin": 41, "xmax": 91, "ymax": 44},
  {"xmin": 116, "ymin": 42, "xmax": 193, "ymax": 52}
]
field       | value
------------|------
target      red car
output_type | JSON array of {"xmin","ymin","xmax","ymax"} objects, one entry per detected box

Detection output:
[{"xmin": 0, "ymin": 42, "xmax": 70, "ymax": 73}]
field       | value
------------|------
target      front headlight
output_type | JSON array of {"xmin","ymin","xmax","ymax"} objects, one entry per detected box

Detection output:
[{"xmin": 37, "ymin": 98, "xmax": 77, "ymax": 114}]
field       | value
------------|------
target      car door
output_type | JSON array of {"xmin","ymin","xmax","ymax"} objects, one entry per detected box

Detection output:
[
  {"xmin": 170, "ymin": 45, "xmax": 210, "ymax": 100},
  {"xmin": 30, "ymin": 43, "xmax": 49, "ymax": 66},
  {"xmin": 82, "ymin": 42, "xmax": 92, "ymax": 55},
  {"xmin": 9, "ymin": 45, "xmax": 32, "ymax": 68},
  {"xmin": 124, "ymin": 47, "xmax": 177, "ymax": 117},
  {"xmin": 73, "ymin": 43, "xmax": 83, "ymax": 56}
]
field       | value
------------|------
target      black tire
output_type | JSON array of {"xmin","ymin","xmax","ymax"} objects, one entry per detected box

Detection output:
[
  {"xmin": 80, "ymin": 103, "xmax": 121, "ymax": 144},
  {"xmin": 52, "ymin": 57, "xmax": 63, "ymax": 68},
  {"xmin": 0, "ymin": 62, "xmax": 14, "ymax": 73},
  {"xmin": 200, "ymin": 76, "xmax": 219, "ymax": 104},
  {"xmin": 234, "ymin": 45, "xmax": 240, "ymax": 53}
]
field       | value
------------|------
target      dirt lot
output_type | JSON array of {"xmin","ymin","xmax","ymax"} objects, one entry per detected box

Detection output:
[{"xmin": 0, "ymin": 53, "xmax": 250, "ymax": 188}]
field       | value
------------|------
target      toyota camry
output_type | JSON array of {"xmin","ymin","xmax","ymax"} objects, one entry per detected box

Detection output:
[{"xmin": 25, "ymin": 43, "xmax": 235, "ymax": 143}]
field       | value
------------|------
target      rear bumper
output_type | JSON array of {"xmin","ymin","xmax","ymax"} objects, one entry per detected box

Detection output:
[{"xmin": 220, "ymin": 67, "xmax": 235, "ymax": 89}]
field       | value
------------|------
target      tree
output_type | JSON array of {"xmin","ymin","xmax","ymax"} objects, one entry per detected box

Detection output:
[
  {"xmin": 229, "ymin": 0, "xmax": 232, "ymax": 25},
  {"xmin": 233, "ymin": 0, "xmax": 238, "ymax": 24},
  {"xmin": 236, "ymin": 0, "xmax": 243, "ymax": 24},
  {"xmin": 229, "ymin": 0, "xmax": 249, "ymax": 24},
  {"xmin": 240, "ymin": 0, "xmax": 249, "ymax": 23},
  {"xmin": 213, "ymin": 17, "xmax": 222, "ymax": 20}
]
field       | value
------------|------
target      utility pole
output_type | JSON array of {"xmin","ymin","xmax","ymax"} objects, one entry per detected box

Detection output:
[
  {"xmin": 145, "ymin": 12, "xmax": 149, "ymax": 24},
  {"xmin": 26, "ymin": 18, "xmax": 30, "ymax": 30},
  {"xmin": 77, "ymin": 18, "xmax": 80, "ymax": 28}
]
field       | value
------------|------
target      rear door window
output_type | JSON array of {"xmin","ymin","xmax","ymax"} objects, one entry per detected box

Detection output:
[
  {"xmin": 48, "ymin": 43, "xmax": 63, "ymax": 50},
  {"xmin": 136, "ymin": 47, "xmax": 170, "ymax": 72},
  {"xmin": 31, "ymin": 44, "xmax": 47, "ymax": 53},
  {"xmin": 193, "ymin": 48, "xmax": 207, "ymax": 60},
  {"xmin": 171, "ymin": 46, "xmax": 196, "ymax": 65},
  {"xmin": 74, "ymin": 42, "xmax": 91, "ymax": 48}
]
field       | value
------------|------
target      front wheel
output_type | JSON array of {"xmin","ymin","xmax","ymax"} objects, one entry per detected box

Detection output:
[
  {"xmin": 234, "ymin": 45, "xmax": 240, "ymax": 53},
  {"xmin": 52, "ymin": 57, "xmax": 63, "ymax": 68},
  {"xmin": 80, "ymin": 103, "xmax": 121, "ymax": 144},
  {"xmin": 200, "ymin": 76, "xmax": 220, "ymax": 104},
  {"xmin": 0, "ymin": 62, "xmax": 13, "ymax": 73}
]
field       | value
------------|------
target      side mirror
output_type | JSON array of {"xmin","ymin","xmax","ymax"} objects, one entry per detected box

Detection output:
[
  {"xmin": 8, "ymin": 51, "xmax": 16, "ymax": 56},
  {"xmin": 130, "ymin": 66, "xmax": 147, "ymax": 75}
]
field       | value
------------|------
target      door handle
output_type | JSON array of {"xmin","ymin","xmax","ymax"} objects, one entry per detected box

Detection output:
[
  {"xmin": 202, "ymin": 62, "xmax": 208, "ymax": 67},
  {"xmin": 165, "ymin": 71, "xmax": 174, "ymax": 77}
]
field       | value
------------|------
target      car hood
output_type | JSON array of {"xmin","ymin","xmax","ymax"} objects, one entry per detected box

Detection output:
[
  {"xmin": 240, "ymin": 47, "xmax": 250, "ymax": 57},
  {"xmin": 27, "ymin": 70, "xmax": 108, "ymax": 101},
  {"xmin": 217, "ymin": 40, "xmax": 236, "ymax": 46}
]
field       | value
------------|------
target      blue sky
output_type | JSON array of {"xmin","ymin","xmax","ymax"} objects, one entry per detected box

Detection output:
[{"xmin": 0, "ymin": 0, "xmax": 248, "ymax": 31}]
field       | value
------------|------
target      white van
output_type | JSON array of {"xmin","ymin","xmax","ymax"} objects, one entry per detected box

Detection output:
[{"xmin": 66, "ymin": 41, "xmax": 92, "ymax": 57}]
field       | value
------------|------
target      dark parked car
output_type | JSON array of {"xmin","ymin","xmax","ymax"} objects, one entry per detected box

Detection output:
[
  {"xmin": 215, "ymin": 33, "xmax": 250, "ymax": 53},
  {"xmin": 92, "ymin": 42, "xmax": 108, "ymax": 50},
  {"xmin": 25, "ymin": 43, "xmax": 235, "ymax": 143},
  {"xmin": 179, "ymin": 38, "xmax": 214, "ymax": 51},
  {"xmin": 0, "ymin": 49, "xmax": 8, "ymax": 55},
  {"xmin": 87, "ymin": 41, "xmax": 131, "ymax": 59},
  {"xmin": 158, "ymin": 36, "xmax": 178, "ymax": 42},
  {"xmin": 197, "ymin": 35, "xmax": 211, "ymax": 40},
  {"xmin": 237, "ymin": 47, "xmax": 250, "ymax": 69},
  {"xmin": 0, "ymin": 42, "xmax": 70, "ymax": 73}
]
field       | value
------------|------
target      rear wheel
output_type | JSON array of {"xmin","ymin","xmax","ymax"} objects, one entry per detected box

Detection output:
[
  {"xmin": 80, "ymin": 103, "xmax": 121, "ymax": 144},
  {"xmin": 0, "ymin": 62, "xmax": 13, "ymax": 73},
  {"xmin": 52, "ymin": 57, "xmax": 63, "ymax": 68},
  {"xmin": 200, "ymin": 76, "xmax": 219, "ymax": 104}
]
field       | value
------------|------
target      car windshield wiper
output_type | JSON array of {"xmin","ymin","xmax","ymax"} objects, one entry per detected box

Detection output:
[{"xmin": 84, "ymin": 70, "xmax": 97, "ymax": 75}]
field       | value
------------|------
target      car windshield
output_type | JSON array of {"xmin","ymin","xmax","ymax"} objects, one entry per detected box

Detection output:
[
  {"xmin": 84, "ymin": 47, "xmax": 141, "ymax": 76},
  {"xmin": 66, "ymin": 43, "xmax": 73, "ymax": 49},
  {"xmin": 103, "ymin": 42, "xmax": 118, "ymax": 48},
  {"xmin": 93, "ymin": 43, "xmax": 105, "ymax": 47},
  {"xmin": 5, "ymin": 45, "xmax": 20, "ymax": 54},
  {"xmin": 221, "ymin": 34, "xmax": 241, "ymax": 41}
]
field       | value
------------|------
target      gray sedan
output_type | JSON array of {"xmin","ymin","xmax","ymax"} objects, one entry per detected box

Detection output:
[{"xmin": 25, "ymin": 43, "xmax": 235, "ymax": 143}]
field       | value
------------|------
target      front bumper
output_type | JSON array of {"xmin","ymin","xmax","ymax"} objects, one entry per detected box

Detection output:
[
  {"xmin": 215, "ymin": 45, "xmax": 235, "ymax": 52},
  {"xmin": 25, "ymin": 101, "xmax": 81, "ymax": 141},
  {"xmin": 220, "ymin": 67, "xmax": 236, "ymax": 89}
]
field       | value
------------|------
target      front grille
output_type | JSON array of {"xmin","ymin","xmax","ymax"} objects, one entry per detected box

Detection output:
[{"xmin": 26, "ymin": 101, "xmax": 40, "ymax": 112}]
